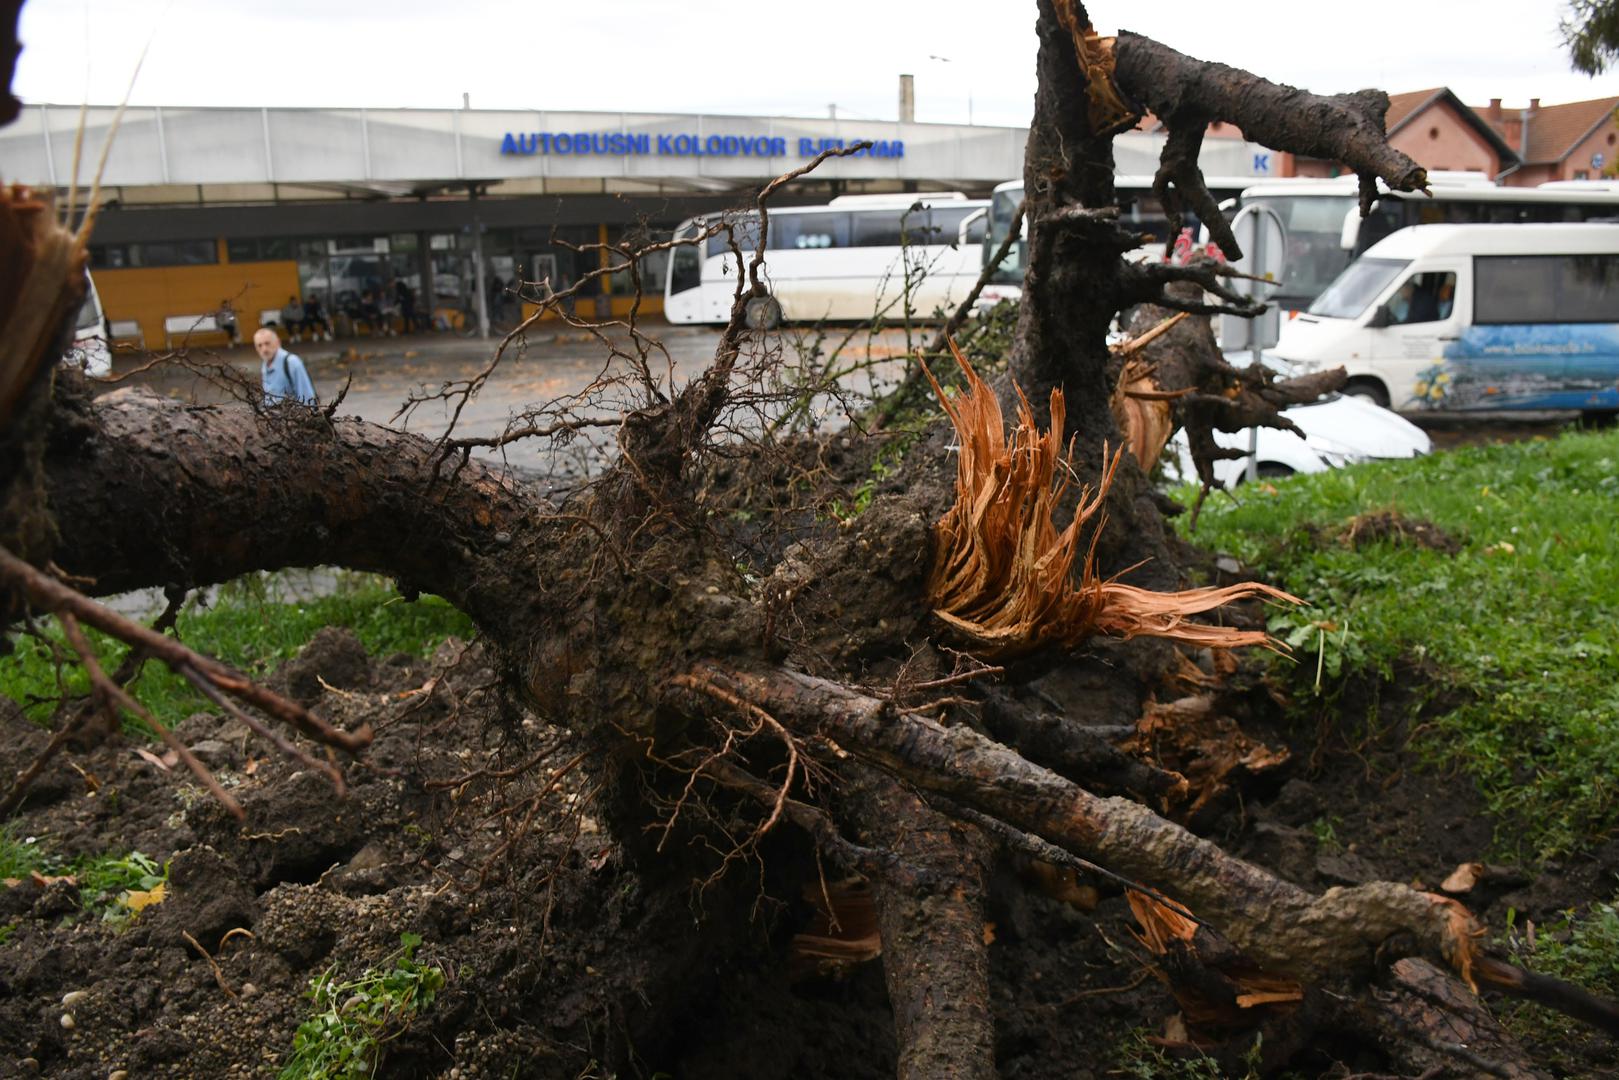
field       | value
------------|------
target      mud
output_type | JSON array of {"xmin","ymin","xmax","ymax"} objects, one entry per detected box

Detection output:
[{"xmin": 3, "ymin": 629, "xmax": 1616, "ymax": 1077}]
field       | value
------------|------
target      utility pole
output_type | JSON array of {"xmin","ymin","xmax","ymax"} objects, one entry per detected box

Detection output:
[{"xmin": 469, "ymin": 186, "xmax": 490, "ymax": 341}]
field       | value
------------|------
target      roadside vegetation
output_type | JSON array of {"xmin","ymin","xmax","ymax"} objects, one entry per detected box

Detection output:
[
  {"xmin": 1178, "ymin": 424, "xmax": 1619, "ymax": 861},
  {"xmin": 1, "ymin": 572, "xmax": 473, "ymax": 734}
]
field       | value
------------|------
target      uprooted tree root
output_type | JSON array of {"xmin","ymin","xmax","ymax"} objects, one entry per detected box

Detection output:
[{"xmin": 6, "ymin": 1, "xmax": 1619, "ymax": 1076}]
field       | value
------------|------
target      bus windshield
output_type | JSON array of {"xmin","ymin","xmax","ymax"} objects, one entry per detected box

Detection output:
[
  {"xmin": 1307, "ymin": 257, "xmax": 1409, "ymax": 320},
  {"xmin": 1242, "ymin": 194, "xmax": 1357, "ymax": 308},
  {"xmin": 985, "ymin": 186, "xmax": 1026, "ymax": 286}
]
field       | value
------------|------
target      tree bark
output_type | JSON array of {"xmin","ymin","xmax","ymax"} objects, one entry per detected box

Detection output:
[
  {"xmin": 847, "ymin": 771, "xmax": 995, "ymax": 1080},
  {"xmin": 686, "ymin": 662, "xmax": 1482, "ymax": 988},
  {"xmin": 44, "ymin": 385, "xmax": 554, "ymax": 647}
]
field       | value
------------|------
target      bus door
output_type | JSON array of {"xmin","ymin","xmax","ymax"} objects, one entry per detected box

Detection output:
[
  {"xmin": 664, "ymin": 221, "xmax": 707, "ymax": 324},
  {"xmin": 1368, "ymin": 260, "xmax": 1467, "ymax": 409}
]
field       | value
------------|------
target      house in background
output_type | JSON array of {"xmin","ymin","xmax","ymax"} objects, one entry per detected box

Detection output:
[
  {"xmin": 1268, "ymin": 88, "xmax": 1618, "ymax": 186},
  {"xmin": 1478, "ymin": 95, "xmax": 1619, "ymax": 185},
  {"xmin": 1282, "ymin": 87, "xmax": 1519, "ymax": 180}
]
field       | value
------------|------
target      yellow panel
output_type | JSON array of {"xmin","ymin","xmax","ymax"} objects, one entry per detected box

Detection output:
[{"xmin": 95, "ymin": 260, "xmax": 302, "ymax": 351}]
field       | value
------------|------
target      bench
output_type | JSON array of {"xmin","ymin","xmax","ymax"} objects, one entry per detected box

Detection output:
[
  {"xmin": 259, "ymin": 308, "xmax": 282, "ymax": 328},
  {"xmin": 163, "ymin": 314, "xmax": 231, "ymax": 349},
  {"xmin": 108, "ymin": 319, "xmax": 142, "ymax": 341}
]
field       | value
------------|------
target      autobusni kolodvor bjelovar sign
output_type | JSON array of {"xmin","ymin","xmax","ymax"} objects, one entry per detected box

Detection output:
[{"xmin": 499, "ymin": 131, "xmax": 905, "ymax": 159}]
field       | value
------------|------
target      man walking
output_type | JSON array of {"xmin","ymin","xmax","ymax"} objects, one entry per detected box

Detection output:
[{"xmin": 253, "ymin": 327, "xmax": 317, "ymax": 406}]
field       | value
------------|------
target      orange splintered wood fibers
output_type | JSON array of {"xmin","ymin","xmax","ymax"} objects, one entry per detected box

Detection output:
[
  {"xmin": 923, "ymin": 343, "xmax": 1298, "ymax": 659},
  {"xmin": 1127, "ymin": 891, "xmax": 1305, "ymax": 1025}
]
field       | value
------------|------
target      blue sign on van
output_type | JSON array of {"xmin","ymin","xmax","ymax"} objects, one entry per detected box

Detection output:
[
  {"xmin": 1424, "ymin": 324, "xmax": 1619, "ymax": 410},
  {"xmin": 500, "ymin": 131, "xmax": 904, "ymax": 159}
]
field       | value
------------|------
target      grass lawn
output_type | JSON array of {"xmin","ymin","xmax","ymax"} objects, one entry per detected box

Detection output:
[
  {"xmin": 1, "ymin": 571, "xmax": 473, "ymax": 736},
  {"xmin": 1175, "ymin": 425, "xmax": 1619, "ymax": 860}
]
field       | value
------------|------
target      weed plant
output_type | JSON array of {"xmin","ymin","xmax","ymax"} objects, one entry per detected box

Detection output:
[
  {"xmin": 279, "ymin": 933, "xmax": 446, "ymax": 1080},
  {"xmin": 1177, "ymin": 426, "xmax": 1619, "ymax": 859},
  {"xmin": 0, "ymin": 832, "xmax": 167, "ymax": 923}
]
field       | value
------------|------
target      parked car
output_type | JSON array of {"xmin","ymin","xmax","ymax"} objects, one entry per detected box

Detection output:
[{"xmin": 1165, "ymin": 351, "xmax": 1433, "ymax": 487}]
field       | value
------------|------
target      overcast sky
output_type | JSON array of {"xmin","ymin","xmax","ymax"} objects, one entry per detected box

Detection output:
[{"xmin": 10, "ymin": 0, "xmax": 1617, "ymax": 127}]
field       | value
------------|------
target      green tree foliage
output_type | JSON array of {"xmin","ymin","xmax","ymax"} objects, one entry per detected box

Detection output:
[{"xmin": 1562, "ymin": 0, "xmax": 1619, "ymax": 74}]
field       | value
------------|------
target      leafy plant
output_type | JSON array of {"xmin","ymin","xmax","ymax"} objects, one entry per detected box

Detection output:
[
  {"xmin": 1110, "ymin": 1029, "xmax": 1259, "ymax": 1079},
  {"xmin": 1498, "ymin": 896, "xmax": 1619, "ymax": 1053},
  {"xmin": 279, "ymin": 933, "xmax": 446, "ymax": 1080},
  {"xmin": 74, "ymin": 850, "xmax": 168, "ymax": 921},
  {"xmin": 1505, "ymin": 898, "xmax": 1619, "ymax": 997},
  {"xmin": 1309, "ymin": 815, "xmax": 1343, "ymax": 853},
  {"xmin": 2, "ymin": 837, "xmax": 168, "ymax": 923}
]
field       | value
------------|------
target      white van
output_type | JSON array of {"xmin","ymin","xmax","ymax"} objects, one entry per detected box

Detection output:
[
  {"xmin": 63, "ymin": 272, "xmax": 112, "ymax": 378},
  {"xmin": 1274, "ymin": 224, "xmax": 1619, "ymax": 413}
]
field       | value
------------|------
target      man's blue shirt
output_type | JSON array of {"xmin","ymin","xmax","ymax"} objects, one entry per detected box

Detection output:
[{"xmin": 262, "ymin": 348, "xmax": 317, "ymax": 406}]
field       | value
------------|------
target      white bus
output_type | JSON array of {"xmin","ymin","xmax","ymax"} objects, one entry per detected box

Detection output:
[
  {"xmin": 1233, "ymin": 177, "xmax": 1619, "ymax": 312},
  {"xmin": 974, "ymin": 176, "xmax": 1258, "ymax": 311},
  {"xmin": 663, "ymin": 193, "xmax": 988, "ymax": 328}
]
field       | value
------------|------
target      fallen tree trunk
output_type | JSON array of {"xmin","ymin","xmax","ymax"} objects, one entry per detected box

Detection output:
[{"xmin": 13, "ymin": 1, "xmax": 1616, "ymax": 1075}]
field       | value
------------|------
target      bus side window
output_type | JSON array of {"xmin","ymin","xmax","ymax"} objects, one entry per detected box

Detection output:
[
  {"xmin": 1559, "ymin": 255, "xmax": 1619, "ymax": 321},
  {"xmin": 931, "ymin": 207, "xmax": 985, "ymax": 246},
  {"xmin": 851, "ymin": 210, "xmax": 907, "ymax": 248},
  {"xmin": 772, "ymin": 213, "xmax": 849, "ymax": 251},
  {"xmin": 1476, "ymin": 256, "xmax": 1559, "ymax": 324}
]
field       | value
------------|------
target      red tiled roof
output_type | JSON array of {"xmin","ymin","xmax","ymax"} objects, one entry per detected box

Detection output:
[
  {"xmin": 1475, "ymin": 96, "xmax": 1619, "ymax": 164},
  {"xmin": 1382, "ymin": 88, "xmax": 1518, "ymax": 166},
  {"xmin": 1385, "ymin": 88, "xmax": 1445, "ymax": 133}
]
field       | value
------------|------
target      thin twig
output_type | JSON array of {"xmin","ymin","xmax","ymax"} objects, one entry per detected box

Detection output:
[{"xmin": 181, "ymin": 930, "xmax": 237, "ymax": 999}]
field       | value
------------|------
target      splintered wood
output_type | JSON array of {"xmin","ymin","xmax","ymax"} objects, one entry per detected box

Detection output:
[
  {"xmin": 0, "ymin": 185, "xmax": 88, "ymax": 427},
  {"xmin": 1108, "ymin": 312, "xmax": 1191, "ymax": 472},
  {"xmin": 1127, "ymin": 890, "xmax": 1304, "ymax": 1035},
  {"xmin": 924, "ymin": 344, "xmax": 1298, "ymax": 659}
]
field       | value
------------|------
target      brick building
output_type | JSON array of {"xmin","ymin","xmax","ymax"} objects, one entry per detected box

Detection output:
[
  {"xmin": 1274, "ymin": 87, "xmax": 1619, "ymax": 186},
  {"xmin": 1479, "ymin": 96, "xmax": 1619, "ymax": 184}
]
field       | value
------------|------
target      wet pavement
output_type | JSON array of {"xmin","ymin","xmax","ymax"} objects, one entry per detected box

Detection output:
[
  {"xmin": 102, "ymin": 321, "xmax": 1588, "ymax": 476},
  {"xmin": 110, "ymin": 318, "xmax": 918, "ymax": 477}
]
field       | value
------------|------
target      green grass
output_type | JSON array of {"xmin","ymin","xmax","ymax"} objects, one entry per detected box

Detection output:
[
  {"xmin": 1, "ymin": 571, "xmax": 473, "ymax": 735},
  {"xmin": 0, "ymin": 826, "xmax": 48, "ymax": 881},
  {"xmin": 1498, "ymin": 896, "xmax": 1619, "ymax": 1054},
  {"xmin": 279, "ymin": 932, "xmax": 446, "ymax": 1080},
  {"xmin": 1174, "ymin": 426, "xmax": 1619, "ymax": 860}
]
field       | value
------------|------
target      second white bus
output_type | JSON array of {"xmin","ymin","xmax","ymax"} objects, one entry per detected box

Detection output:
[{"xmin": 664, "ymin": 193, "xmax": 988, "ymax": 328}]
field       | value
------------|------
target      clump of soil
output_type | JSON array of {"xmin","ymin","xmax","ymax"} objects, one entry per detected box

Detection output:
[{"xmin": 1318, "ymin": 510, "xmax": 1463, "ymax": 554}]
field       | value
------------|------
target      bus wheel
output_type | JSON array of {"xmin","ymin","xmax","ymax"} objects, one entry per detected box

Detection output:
[
  {"xmin": 745, "ymin": 296, "xmax": 782, "ymax": 331},
  {"xmin": 1343, "ymin": 378, "xmax": 1390, "ymax": 409}
]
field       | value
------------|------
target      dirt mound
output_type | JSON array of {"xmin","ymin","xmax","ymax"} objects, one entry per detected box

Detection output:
[
  {"xmin": 3, "ymin": 637, "xmax": 1615, "ymax": 1077},
  {"xmin": 1329, "ymin": 510, "xmax": 1463, "ymax": 554}
]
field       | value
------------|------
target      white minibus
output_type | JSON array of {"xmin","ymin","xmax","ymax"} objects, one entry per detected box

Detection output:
[
  {"xmin": 664, "ymin": 193, "xmax": 988, "ymax": 328},
  {"xmin": 1273, "ymin": 223, "xmax": 1619, "ymax": 413}
]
